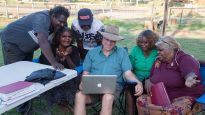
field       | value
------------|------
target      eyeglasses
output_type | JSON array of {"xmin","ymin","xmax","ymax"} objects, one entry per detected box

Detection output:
[
  {"xmin": 104, "ymin": 38, "xmax": 116, "ymax": 43},
  {"xmin": 158, "ymin": 38, "xmax": 171, "ymax": 46}
]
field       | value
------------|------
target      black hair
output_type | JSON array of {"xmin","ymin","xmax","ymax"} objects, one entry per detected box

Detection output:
[
  {"xmin": 50, "ymin": 6, "xmax": 70, "ymax": 18},
  {"xmin": 138, "ymin": 30, "xmax": 159, "ymax": 48},
  {"xmin": 51, "ymin": 27, "xmax": 74, "ymax": 52},
  {"xmin": 139, "ymin": 30, "xmax": 159, "ymax": 42}
]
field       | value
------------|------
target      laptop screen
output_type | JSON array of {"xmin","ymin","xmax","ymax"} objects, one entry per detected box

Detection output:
[{"xmin": 82, "ymin": 75, "xmax": 117, "ymax": 94}]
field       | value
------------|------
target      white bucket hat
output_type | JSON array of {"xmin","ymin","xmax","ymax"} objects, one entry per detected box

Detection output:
[{"xmin": 98, "ymin": 25, "xmax": 124, "ymax": 41}]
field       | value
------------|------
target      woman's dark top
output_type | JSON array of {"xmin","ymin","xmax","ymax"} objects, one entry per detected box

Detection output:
[
  {"xmin": 39, "ymin": 45, "xmax": 80, "ymax": 68},
  {"xmin": 39, "ymin": 45, "xmax": 81, "ymax": 104},
  {"xmin": 150, "ymin": 51, "xmax": 205, "ymax": 101}
]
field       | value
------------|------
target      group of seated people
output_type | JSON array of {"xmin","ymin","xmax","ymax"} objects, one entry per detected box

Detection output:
[
  {"xmin": 36, "ymin": 25, "xmax": 205, "ymax": 115},
  {"xmin": 12, "ymin": 8, "xmax": 204, "ymax": 115}
]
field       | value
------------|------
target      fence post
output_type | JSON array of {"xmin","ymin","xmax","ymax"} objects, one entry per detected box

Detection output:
[
  {"xmin": 110, "ymin": 2, "xmax": 112, "ymax": 20},
  {"xmin": 179, "ymin": 9, "xmax": 183, "ymax": 25},
  {"xmin": 136, "ymin": 0, "xmax": 138, "ymax": 6},
  {"xmin": 17, "ymin": 2, "xmax": 19, "ymax": 19},
  {"xmin": 168, "ymin": 8, "xmax": 171, "ymax": 22},
  {"xmin": 162, "ymin": 0, "xmax": 169, "ymax": 36},
  {"xmin": 77, "ymin": 4, "xmax": 79, "ymax": 11},
  {"xmin": 102, "ymin": 4, "xmax": 105, "ymax": 14},
  {"xmin": 4, "ymin": 1, "xmax": 8, "ymax": 18},
  {"xmin": 32, "ymin": 2, "xmax": 34, "ymax": 12}
]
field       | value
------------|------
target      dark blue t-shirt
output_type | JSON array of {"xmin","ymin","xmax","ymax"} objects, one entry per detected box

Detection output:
[{"xmin": 1, "ymin": 10, "xmax": 51, "ymax": 53}]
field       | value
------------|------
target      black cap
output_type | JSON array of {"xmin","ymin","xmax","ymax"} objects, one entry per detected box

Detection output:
[{"xmin": 78, "ymin": 8, "xmax": 93, "ymax": 26}]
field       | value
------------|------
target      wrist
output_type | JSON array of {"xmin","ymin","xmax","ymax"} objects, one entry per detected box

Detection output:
[
  {"xmin": 185, "ymin": 72, "xmax": 197, "ymax": 80},
  {"xmin": 127, "ymin": 79, "xmax": 142, "ymax": 85}
]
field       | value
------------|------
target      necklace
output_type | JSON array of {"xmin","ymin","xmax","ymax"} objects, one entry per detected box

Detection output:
[{"xmin": 56, "ymin": 47, "xmax": 67, "ymax": 56}]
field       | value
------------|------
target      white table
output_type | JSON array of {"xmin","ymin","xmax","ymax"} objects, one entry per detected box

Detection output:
[{"xmin": 0, "ymin": 61, "xmax": 77, "ymax": 114}]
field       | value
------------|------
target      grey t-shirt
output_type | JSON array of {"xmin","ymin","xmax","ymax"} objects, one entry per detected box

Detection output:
[{"xmin": 1, "ymin": 10, "xmax": 51, "ymax": 53}]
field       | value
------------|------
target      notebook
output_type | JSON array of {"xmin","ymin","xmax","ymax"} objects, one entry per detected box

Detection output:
[
  {"xmin": 82, "ymin": 75, "xmax": 117, "ymax": 94},
  {"xmin": 151, "ymin": 82, "xmax": 171, "ymax": 106},
  {"xmin": 0, "ymin": 81, "xmax": 35, "ymax": 101}
]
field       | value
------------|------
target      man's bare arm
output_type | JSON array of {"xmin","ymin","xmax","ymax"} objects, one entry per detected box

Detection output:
[{"xmin": 37, "ymin": 32, "xmax": 64, "ymax": 70}]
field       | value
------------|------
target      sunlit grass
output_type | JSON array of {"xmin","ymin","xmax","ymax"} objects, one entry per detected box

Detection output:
[{"xmin": 1, "ymin": 17, "xmax": 205, "ymax": 115}]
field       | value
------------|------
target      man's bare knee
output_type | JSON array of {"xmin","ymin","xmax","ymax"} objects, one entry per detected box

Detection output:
[
  {"xmin": 75, "ymin": 91, "xmax": 92, "ymax": 104},
  {"xmin": 75, "ymin": 91, "xmax": 85, "ymax": 100}
]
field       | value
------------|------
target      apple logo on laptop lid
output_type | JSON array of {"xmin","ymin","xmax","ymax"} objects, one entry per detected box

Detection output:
[{"xmin": 97, "ymin": 83, "xmax": 102, "ymax": 87}]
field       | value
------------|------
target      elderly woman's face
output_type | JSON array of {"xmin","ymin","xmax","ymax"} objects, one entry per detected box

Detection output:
[
  {"xmin": 156, "ymin": 43, "xmax": 174, "ymax": 62},
  {"xmin": 137, "ymin": 36, "xmax": 153, "ymax": 52}
]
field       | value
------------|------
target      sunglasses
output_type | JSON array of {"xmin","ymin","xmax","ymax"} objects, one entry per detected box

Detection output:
[{"xmin": 158, "ymin": 38, "xmax": 171, "ymax": 47}]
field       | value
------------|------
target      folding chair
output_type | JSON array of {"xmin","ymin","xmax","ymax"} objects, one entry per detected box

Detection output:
[
  {"xmin": 193, "ymin": 64, "xmax": 205, "ymax": 115},
  {"xmin": 195, "ymin": 94, "xmax": 205, "ymax": 114},
  {"xmin": 126, "ymin": 81, "xmax": 138, "ymax": 115},
  {"xmin": 113, "ymin": 88, "xmax": 127, "ymax": 115},
  {"xmin": 200, "ymin": 63, "xmax": 205, "ymax": 86}
]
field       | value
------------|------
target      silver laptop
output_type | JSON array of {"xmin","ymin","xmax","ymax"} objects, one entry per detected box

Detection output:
[{"xmin": 82, "ymin": 75, "xmax": 117, "ymax": 94}]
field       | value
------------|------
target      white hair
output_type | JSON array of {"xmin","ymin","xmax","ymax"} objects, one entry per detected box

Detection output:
[{"xmin": 155, "ymin": 36, "xmax": 181, "ymax": 50}]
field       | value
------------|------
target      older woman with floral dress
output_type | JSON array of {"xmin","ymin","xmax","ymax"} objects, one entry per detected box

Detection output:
[{"xmin": 137, "ymin": 36, "xmax": 205, "ymax": 115}]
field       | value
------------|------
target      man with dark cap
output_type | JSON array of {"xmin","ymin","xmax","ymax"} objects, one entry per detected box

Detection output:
[
  {"xmin": 0, "ymin": 6, "xmax": 69, "ymax": 70},
  {"xmin": 71, "ymin": 8, "xmax": 104, "ymax": 60}
]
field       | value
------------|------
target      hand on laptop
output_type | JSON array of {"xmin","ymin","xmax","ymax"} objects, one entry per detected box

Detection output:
[{"xmin": 134, "ymin": 82, "xmax": 143, "ymax": 96}]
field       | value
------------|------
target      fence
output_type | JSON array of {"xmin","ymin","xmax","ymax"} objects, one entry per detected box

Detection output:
[
  {"xmin": 0, "ymin": 1, "xmax": 112, "ymax": 18},
  {"xmin": 0, "ymin": 1, "xmax": 205, "ymax": 25},
  {"xmin": 168, "ymin": 7, "xmax": 205, "ymax": 25}
]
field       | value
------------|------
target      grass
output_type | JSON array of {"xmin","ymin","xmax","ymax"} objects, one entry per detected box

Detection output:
[{"xmin": 1, "ymin": 17, "xmax": 205, "ymax": 115}]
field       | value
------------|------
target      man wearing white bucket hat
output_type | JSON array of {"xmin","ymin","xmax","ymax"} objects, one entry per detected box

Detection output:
[{"xmin": 74, "ymin": 25, "xmax": 143, "ymax": 115}]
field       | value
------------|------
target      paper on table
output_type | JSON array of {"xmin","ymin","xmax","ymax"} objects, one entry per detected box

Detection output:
[
  {"xmin": 0, "ymin": 81, "xmax": 33, "ymax": 94},
  {"xmin": 0, "ymin": 83, "xmax": 43, "ymax": 105},
  {"xmin": 1, "ymin": 89, "xmax": 40, "ymax": 105},
  {"xmin": 0, "ymin": 82, "xmax": 41, "ymax": 102}
]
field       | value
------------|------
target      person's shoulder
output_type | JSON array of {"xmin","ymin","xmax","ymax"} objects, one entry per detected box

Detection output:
[
  {"xmin": 33, "ymin": 10, "xmax": 49, "ymax": 17},
  {"xmin": 130, "ymin": 46, "xmax": 141, "ymax": 52},
  {"xmin": 31, "ymin": 10, "xmax": 50, "ymax": 24},
  {"xmin": 93, "ymin": 46, "xmax": 101, "ymax": 51},
  {"xmin": 72, "ymin": 19, "xmax": 78, "ymax": 26},
  {"xmin": 177, "ymin": 50, "xmax": 198, "ymax": 63},
  {"xmin": 177, "ymin": 50, "xmax": 193, "ymax": 59},
  {"xmin": 71, "ymin": 19, "xmax": 81, "ymax": 31},
  {"xmin": 88, "ymin": 46, "xmax": 101, "ymax": 54},
  {"xmin": 92, "ymin": 18, "xmax": 104, "ymax": 29},
  {"xmin": 71, "ymin": 19, "xmax": 80, "ymax": 28},
  {"xmin": 132, "ymin": 46, "xmax": 140, "ymax": 50},
  {"xmin": 93, "ymin": 18, "xmax": 103, "ymax": 25},
  {"xmin": 116, "ymin": 47, "xmax": 128, "ymax": 54}
]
